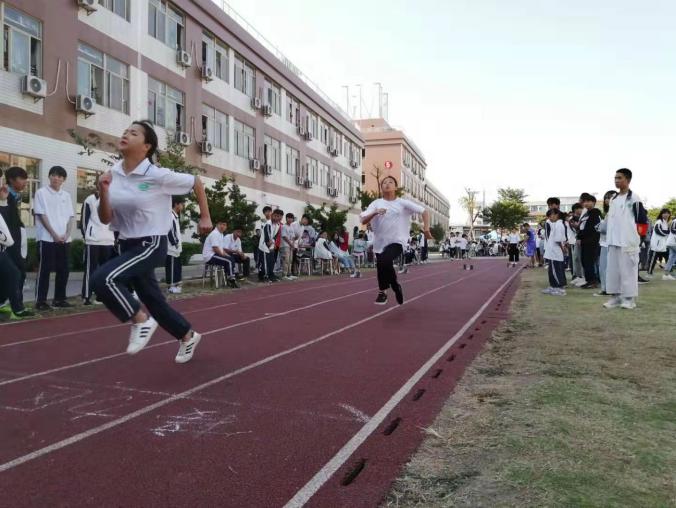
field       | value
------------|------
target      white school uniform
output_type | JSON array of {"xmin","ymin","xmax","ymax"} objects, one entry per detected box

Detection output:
[
  {"xmin": 314, "ymin": 237, "xmax": 333, "ymax": 260},
  {"xmin": 108, "ymin": 159, "xmax": 195, "ymax": 239},
  {"xmin": 167, "ymin": 211, "xmax": 182, "ymax": 257},
  {"xmin": 508, "ymin": 233, "xmax": 520, "ymax": 244},
  {"xmin": 360, "ymin": 198, "xmax": 425, "ymax": 254},
  {"xmin": 0, "ymin": 213, "xmax": 14, "ymax": 250},
  {"xmin": 33, "ymin": 186, "xmax": 74, "ymax": 242},
  {"xmin": 202, "ymin": 228, "xmax": 224, "ymax": 262},
  {"xmin": 82, "ymin": 194, "xmax": 115, "ymax": 246},
  {"xmin": 544, "ymin": 220, "xmax": 565, "ymax": 262},
  {"xmin": 223, "ymin": 233, "xmax": 242, "ymax": 253},
  {"xmin": 605, "ymin": 192, "xmax": 641, "ymax": 298}
]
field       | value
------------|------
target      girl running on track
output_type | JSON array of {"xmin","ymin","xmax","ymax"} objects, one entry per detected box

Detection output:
[
  {"xmin": 92, "ymin": 120, "xmax": 212, "ymax": 363},
  {"xmin": 360, "ymin": 176, "xmax": 431, "ymax": 305}
]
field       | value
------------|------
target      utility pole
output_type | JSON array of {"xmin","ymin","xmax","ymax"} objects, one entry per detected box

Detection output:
[
  {"xmin": 355, "ymin": 84, "xmax": 363, "ymax": 119},
  {"xmin": 382, "ymin": 92, "xmax": 389, "ymax": 121},
  {"xmin": 341, "ymin": 85, "xmax": 350, "ymax": 115}
]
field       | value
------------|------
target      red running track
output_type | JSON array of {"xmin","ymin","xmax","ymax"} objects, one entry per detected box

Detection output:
[{"xmin": 0, "ymin": 260, "xmax": 521, "ymax": 507}]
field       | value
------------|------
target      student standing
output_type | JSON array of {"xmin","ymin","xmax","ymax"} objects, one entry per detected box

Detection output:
[
  {"xmin": 507, "ymin": 229, "xmax": 521, "ymax": 267},
  {"xmin": 92, "ymin": 120, "xmax": 212, "ymax": 363},
  {"xmin": 165, "ymin": 196, "xmax": 185, "ymax": 294},
  {"xmin": 578, "ymin": 193, "xmax": 602, "ymax": 289},
  {"xmin": 523, "ymin": 223, "xmax": 537, "ymax": 268},
  {"xmin": 543, "ymin": 208, "xmax": 567, "ymax": 295},
  {"xmin": 281, "ymin": 213, "xmax": 297, "ymax": 280},
  {"xmin": 662, "ymin": 216, "xmax": 676, "ymax": 280},
  {"xmin": 647, "ymin": 209, "xmax": 671, "ymax": 275},
  {"xmin": 80, "ymin": 185, "xmax": 115, "ymax": 304},
  {"xmin": 33, "ymin": 166, "xmax": 75, "ymax": 310},
  {"xmin": 0, "ymin": 166, "xmax": 28, "ymax": 312},
  {"xmin": 360, "ymin": 176, "xmax": 431, "ymax": 305},
  {"xmin": 256, "ymin": 206, "xmax": 273, "ymax": 280},
  {"xmin": 603, "ymin": 168, "xmax": 645, "ymax": 309},
  {"xmin": 259, "ymin": 209, "xmax": 283, "ymax": 282},
  {"xmin": 595, "ymin": 190, "xmax": 617, "ymax": 296}
]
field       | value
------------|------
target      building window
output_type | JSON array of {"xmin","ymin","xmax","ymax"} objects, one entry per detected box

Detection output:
[
  {"xmin": 320, "ymin": 163, "xmax": 329, "ymax": 187},
  {"xmin": 306, "ymin": 157, "xmax": 318, "ymax": 183},
  {"xmin": 309, "ymin": 114, "xmax": 318, "ymax": 139},
  {"xmin": 202, "ymin": 105, "xmax": 228, "ymax": 151},
  {"xmin": 148, "ymin": 0, "xmax": 184, "ymax": 50},
  {"xmin": 2, "ymin": 6, "xmax": 42, "ymax": 76},
  {"xmin": 147, "ymin": 77, "xmax": 184, "ymax": 131},
  {"xmin": 263, "ymin": 135, "xmax": 281, "ymax": 171},
  {"xmin": 202, "ymin": 32, "xmax": 229, "ymax": 82},
  {"xmin": 234, "ymin": 119, "xmax": 255, "ymax": 158},
  {"xmin": 319, "ymin": 121, "xmax": 329, "ymax": 145},
  {"xmin": 98, "ymin": 0, "xmax": 130, "ymax": 21},
  {"xmin": 76, "ymin": 168, "xmax": 102, "ymax": 221},
  {"xmin": 0, "ymin": 151, "xmax": 39, "ymax": 226},
  {"xmin": 286, "ymin": 93, "xmax": 299, "ymax": 125},
  {"xmin": 285, "ymin": 145, "xmax": 299, "ymax": 175},
  {"xmin": 77, "ymin": 43, "xmax": 129, "ymax": 114},
  {"xmin": 265, "ymin": 79, "xmax": 281, "ymax": 116},
  {"xmin": 233, "ymin": 53, "xmax": 255, "ymax": 97}
]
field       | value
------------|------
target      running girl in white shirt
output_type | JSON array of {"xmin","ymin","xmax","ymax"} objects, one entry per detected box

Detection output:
[
  {"xmin": 360, "ymin": 176, "xmax": 432, "ymax": 305},
  {"xmin": 93, "ymin": 121, "xmax": 212, "ymax": 364}
]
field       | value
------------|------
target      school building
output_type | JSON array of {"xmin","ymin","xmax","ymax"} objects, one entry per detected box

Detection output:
[{"xmin": 0, "ymin": 0, "xmax": 364, "ymax": 236}]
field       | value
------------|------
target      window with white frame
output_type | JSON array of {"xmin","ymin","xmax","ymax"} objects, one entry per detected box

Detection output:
[
  {"xmin": 309, "ymin": 113, "xmax": 318, "ymax": 139},
  {"xmin": 202, "ymin": 104, "xmax": 228, "ymax": 150},
  {"xmin": 77, "ymin": 42, "xmax": 129, "ymax": 114},
  {"xmin": 148, "ymin": 0, "xmax": 184, "ymax": 50},
  {"xmin": 98, "ymin": 0, "xmax": 130, "ymax": 21},
  {"xmin": 286, "ymin": 93, "xmax": 299, "ymax": 125},
  {"xmin": 234, "ymin": 53, "xmax": 255, "ymax": 97},
  {"xmin": 265, "ymin": 79, "xmax": 281, "ymax": 116},
  {"xmin": 147, "ymin": 77, "xmax": 184, "ymax": 131},
  {"xmin": 0, "ymin": 150, "xmax": 39, "ymax": 226},
  {"xmin": 306, "ymin": 157, "xmax": 318, "ymax": 183},
  {"xmin": 263, "ymin": 135, "xmax": 281, "ymax": 171},
  {"xmin": 234, "ymin": 119, "xmax": 255, "ymax": 158},
  {"xmin": 202, "ymin": 32, "xmax": 229, "ymax": 82},
  {"xmin": 2, "ymin": 5, "xmax": 42, "ymax": 76},
  {"xmin": 320, "ymin": 162, "xmax": 329, "ymax": 187},
  {"xmin": 319, "ymin": 120, "xmax": 328, "ymax": 145},
  {"xmin": 285, "ymin": 145, "xmax": 299, "ymax": 175}
]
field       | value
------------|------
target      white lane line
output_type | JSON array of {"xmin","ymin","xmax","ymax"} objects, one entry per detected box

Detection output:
[
  {"xmin": 0, "ymin": 270, "xmax": 384, "ymax": 348},
  {"xmin": 0, "ymin": 268, "xmax": 490, "ymax": 473},
  {"xmin": 282, "ymin": 267, "xmax": 521, "ymax": 508},
  {"xmin": 0, "ymin": 268, "xmax": 450, "ymax": 387}
]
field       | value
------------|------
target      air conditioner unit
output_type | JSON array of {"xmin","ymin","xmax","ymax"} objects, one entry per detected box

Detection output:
[
  {"xmin": 77, "ymin": 0, "xmax": 97, "ymax": 12},
  {"xmin": 303, "ymin": 131, "xmax": 312, "ymax": 141},
  {"xmin": 326, "ymin": 144, "xmax": 333, "ymax": 154},
  {"xmin": 349, "ymin": 196, "xmax": 358, "ymax": 204},
  {"xmin": 297, "ymin": 125, "xmax": 306, "ymax": 136},
  {"xmin": 75, "ymin": 95, "xmax": 95, "ymax": 116},
  {"xmin": 176, "ymin": 50, "xmax": 192, "ymax": 68},
  {"xmin": 296, "ymin": 175, "xmax": 305, "ymax": 186},
  {"xmin": 304, "ymin": 180, "xmax": 313, "ymax": 189},
  {"xmin": 251, "ymin": 97, "xmax": 262, "ymax": 110},
  {"xmin": 349, "ymin": 160, "xmax": 359, "ymax": 168},
  {"xmin": 249, "ymin": 158, "xmax": 260, "ymax": 171},
  {"xmin": 327, "ymin": 187, "xmax": 339, "ymax": 197},
  {"xmin": 262, "ymin": 104, "xmax": 272, "ymax": 117},
  {"xmin": 200, "ymin": 140, "xmax": 213, "ymax": 155},
  {"xmin": 330, "ymin": 147, "xmax": 338, "ymax": 157},
  {"xmin": 175, "ymin": 131, "xmax": 191, "ymax": 146},
  {"xmin": 263, "ymin": 165, "xmax": 273, "ymax": 175},
  {"xmin": 21, "ymin": 75, "xmax": 47, "ymax": 99},
  {"xmin": 201, "ymin": 65, "xmax": 214, "ymax": 82}
]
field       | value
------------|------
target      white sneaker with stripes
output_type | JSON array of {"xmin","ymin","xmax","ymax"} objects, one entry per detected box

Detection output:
[
  {"xmin": 127, "ymin": 317, "xmax": 158, "ymax": 355},
  {"xmin": 175, "ymin": 332, "xmax": 202, "ymax": 364}
]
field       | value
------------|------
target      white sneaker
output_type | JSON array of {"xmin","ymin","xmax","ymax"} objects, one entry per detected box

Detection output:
[
  {"xmin": 620, "ymin": 298, "xmax": 636, "ymax": 310},
  {"xmin": 175, "ymin": 332, "xmax": 202, "ymax": 364},
  {"xmin": 573, "ymin": 278, "xmax": 587, "ymax": 287},
  {"xmin": 662, "ymin": 274, "xmax": 675, "ymax": 281},
  {"xmin": 127, "ymin": 318, "xmax": 158, "ymax": 354},
  {"xmin": 541, "ymin": 287, "xmax": 555, "ymax": 294},
  {"xmin": 603, "ymin": 297, "xmax": 622, "ymax": 309},
  {"xmin": 551, "ymin": 288, "xmax": 567, "ymax": 296},
  {"xmin": 168, "ymin": 286, "xmax": 182, "ymax": 294}
]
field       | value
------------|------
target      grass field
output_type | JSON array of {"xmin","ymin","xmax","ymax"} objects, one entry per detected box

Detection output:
[{"xmin": 386, "ymin": 268, "xmax": 676, "ymax": 507}]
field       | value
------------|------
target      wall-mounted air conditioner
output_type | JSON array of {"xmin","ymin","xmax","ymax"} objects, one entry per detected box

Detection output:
[
  {"xmin": 200, "ymin": 140, "xmax": 213, "ymax": 155},
  {"xmin": 75, "ymin": 95, "xmax": 95, "ymax": 116},
  {"xmin": 176, "ymin": 50, "xmax": 192, "ymax": 68},
  {"xmin": 175, "ymin": 131, "xmax": 191, "ymax": 146},
  {"xmin": 21, "ymin": 75, "xmax": 46, "ymax": 99}
]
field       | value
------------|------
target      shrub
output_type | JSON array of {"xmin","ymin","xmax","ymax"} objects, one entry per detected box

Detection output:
[{"xmin": 179, "ymin": 242, "xmax": 202, "ymax": 265}]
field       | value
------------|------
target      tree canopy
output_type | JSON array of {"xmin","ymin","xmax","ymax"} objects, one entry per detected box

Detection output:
[{"xmin": 482, "ymin": 187, "xmax": 529, "ymax": 231}]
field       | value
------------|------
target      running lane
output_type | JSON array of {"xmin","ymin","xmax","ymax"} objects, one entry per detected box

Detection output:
[{"xmin": 0, "ymin": 260, "xmax": 520, "ymax": 507}]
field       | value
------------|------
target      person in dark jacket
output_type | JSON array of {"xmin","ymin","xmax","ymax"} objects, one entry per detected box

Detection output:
[
  {"xmin": 0, "ymin": 166, "xmax": 28, "ymax": 312},
  {"xmin": 577, "ymin": 193, "xmax": 602, "ymax": 288}
]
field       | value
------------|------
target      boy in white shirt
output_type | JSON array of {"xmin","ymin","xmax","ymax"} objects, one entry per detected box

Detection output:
[
  {"xmin": 33, "ymin": 166, "xmax": 75, "ymax": 310},
  {"xmin": 166, "ymin": 196, "xmax": 184, "ymax": 294},
  {"xmin": 543, "ymin": 208, "xmax": 568, "ymax": 295},
  {"xmin": 202, "ymin": 220, "xmax": 239, "ymax": 289},
  {"xmin": 280, "ymin": 213, "xmax": 298, "ymax": 280},
  {"xmin": 223, "ymin": 226, "xmax": 250, "ymax": 279}
]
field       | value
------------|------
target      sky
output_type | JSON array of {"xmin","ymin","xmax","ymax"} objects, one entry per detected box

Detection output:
[{"xmin": 223, "ymin": 0, "xmax": 675, "ymax": 222}]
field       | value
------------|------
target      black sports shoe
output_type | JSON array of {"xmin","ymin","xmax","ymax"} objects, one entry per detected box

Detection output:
[
  {"xmin": 227, "ymin": 278, "xmax": 240, "ymax": 289},
  {"xmin": 35, "ymin": 302, "xmax": 51, "ymax": 311},
  {"xmin": 392, "ymin": 283, "xmax": 404, "ymax": 305},
  {"xmin": 638, "ymin": 275, "xmax": 649, "ymax": 284},
  {"xmin": 374, "ymin": 292, "xmax": 388, "ymax": 305},
  {"xmin": 52, "ymin": 300, "xmax": 73, "ymax": 308},
  {"xmin": 13, "ymin": 308, "xmax": 35, "ymax": 318}
]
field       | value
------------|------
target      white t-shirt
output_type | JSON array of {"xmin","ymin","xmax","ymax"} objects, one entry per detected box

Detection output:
[
  {"xmin": 33, "ymin": 186, "xmax": 74, "ymax": 242},
  {"xmin": 605, "ymin": 192, "xmax": 641, "ymax": 251},
  {"xmin": 223, "ymin": 233, "xmax": 242, "ymax": 253},
  {"xmin": 314, "ymin": 237, "xmax": 333, "ymax": 260},
  {"xmin": 202, "ymin": 228, "xmax": 224, "ymax": 261},
  {"xmin": 544, "ymin": 220, "xmax": 566, "ymax": 262},
  {"xmin": 0, "ymin": 213, "xmax": 14, "ymax": 249},
  {"xmin": 458, "ymin": 238, "xmax": 468, "ymax": 250},
  {"xmin": 360, "ymin": 198, "xmax": 425, "ymax": 254},
  {"xmin": 508, "ymin": 233, "xmax": 520, "ymax": 244},
  {"xmin": 108, "ymin": 159, "xmax": 195, "ymax": 239}
]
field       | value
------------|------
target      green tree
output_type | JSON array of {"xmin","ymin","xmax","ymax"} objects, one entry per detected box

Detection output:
[
  {"xmin": 482, "ymin": 201, "xmax": 529, "ymax": 232},
  {"xmin": 497, "ymin": 188, "xmax": 528, "ymax": 203},
  {"xmin": 303, "ymin": 203, "xmax": 348, "ymax": 236},
  {"xmin": 648, "ymin": 198, "xmax": 676, "ymax": 222},
  {"xmin": 67, "ymin": 129, "xmax": 119, "ymax": 166},
  {"xmin": 430, "ymin": 223, "xmax": 446, "ymax": 243}
]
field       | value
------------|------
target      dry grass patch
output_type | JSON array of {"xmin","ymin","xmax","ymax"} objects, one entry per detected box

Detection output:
[{"xmin": 386, "ymin": 270, "xmax": 676, "ymax": 507}]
